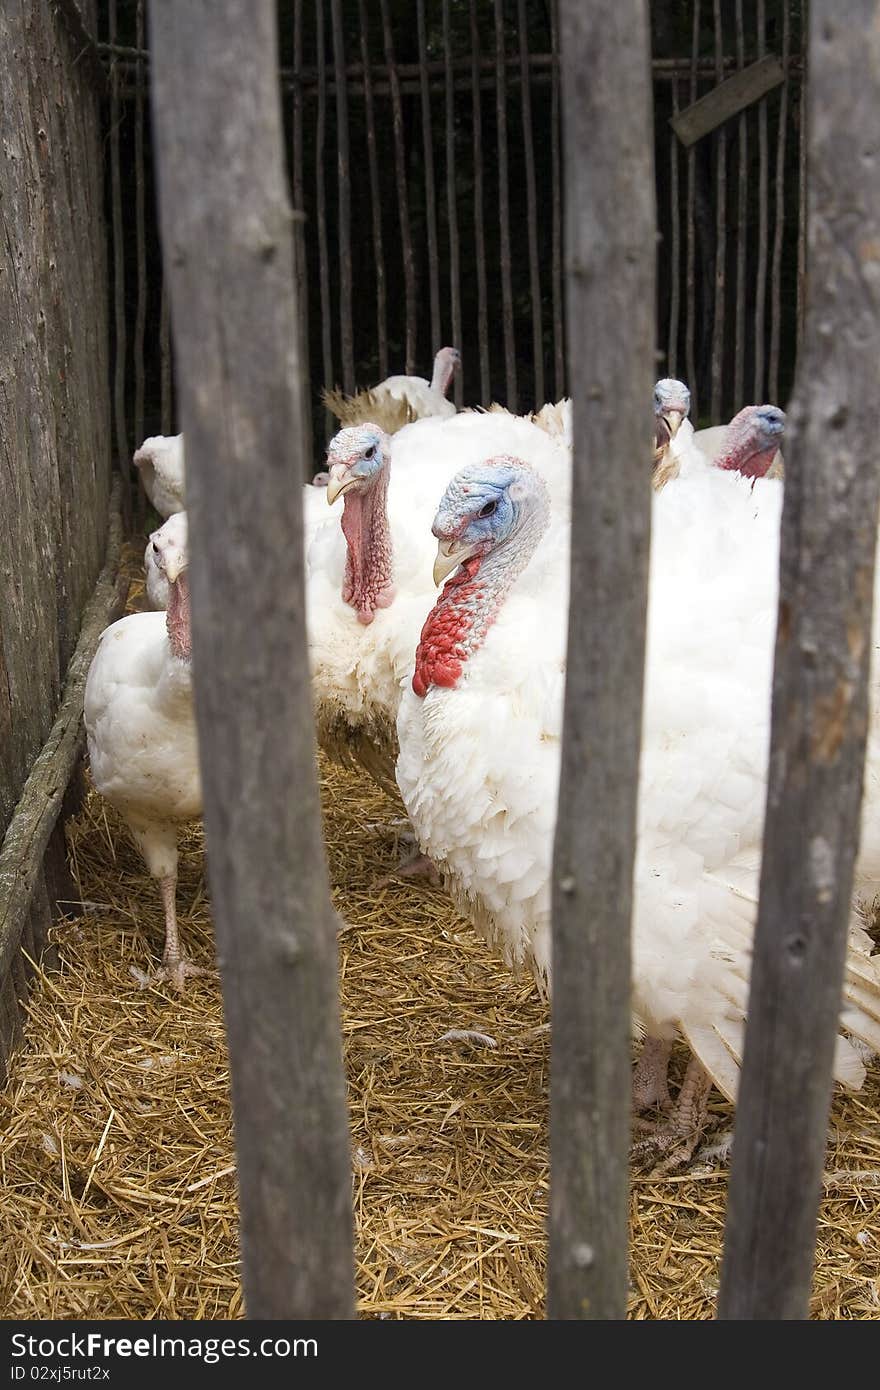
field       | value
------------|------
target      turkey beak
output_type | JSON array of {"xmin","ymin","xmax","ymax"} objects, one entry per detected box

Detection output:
[
  {"xmin": 163, "ymin": 550, "xmax": 185, "ymax": 584},
  {"xmin": 433, "ymin": 538, "xmax": 478, "ymax": 587},
  {"xmin": 663, "ymin": 409, "xmax": 685, "ymax": 439},
  {"xmin": 325, "ymin": 469, "xmax": 357, "ymax": 505}
]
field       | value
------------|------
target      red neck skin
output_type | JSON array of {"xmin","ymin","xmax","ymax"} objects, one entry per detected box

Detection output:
[
  {"xmin": 166, "ymin": 572, "xmax": 192, "ymax": 661},
  {"xmin": 715, "ymin": 412, "xmax": 780, "ymax": 480},
  {"xmin": 340, "ymin": 467, "xmax": 395, "ymax": 625},
  {"xmin": 716, "ymin": 442, "xmax": 777, "ymax": 480}
]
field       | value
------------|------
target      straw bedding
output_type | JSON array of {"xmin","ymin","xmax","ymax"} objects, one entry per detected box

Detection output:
[{"xmin": 0, "ymin": 555, "xmax": 877, "ymax": 1319}]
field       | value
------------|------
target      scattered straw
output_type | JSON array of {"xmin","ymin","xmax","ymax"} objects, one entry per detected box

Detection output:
[
  {"xmin": 0, "ymin": 757, "xmax": 877, "ymax": 1319},
  {"xmin": 0, "ymin": 553, "xmax": 876, "ymax": 1318}
]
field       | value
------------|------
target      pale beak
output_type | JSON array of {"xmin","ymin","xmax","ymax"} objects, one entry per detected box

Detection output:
[
  {"xmin": 325, "ymin": 472, "xmax": 358, "ymax": 505},
  {"xmin": 163, "ymin": 551, "xmax": 185, "ymax": 584},
  {"xmin": 663, "ymin": 408, "xmax": 685, "ymax": 439},
  {"xmin": 433, "ymin": 538, "xmax": 480, "ymax": 587}
]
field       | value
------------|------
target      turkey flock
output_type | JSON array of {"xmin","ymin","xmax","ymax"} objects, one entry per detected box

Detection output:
[{"xmin": 83, "ymin": 348, "xmax": 880, "ymax": 1171}]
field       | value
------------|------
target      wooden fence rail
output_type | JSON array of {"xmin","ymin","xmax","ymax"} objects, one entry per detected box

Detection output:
[
  {"xmin": 149, "ymin": 0, "xmax": 355, "ymax": 1319},
  {"xmin": 718, "ymin": 0, "xmax": 880, "ymax": 1319},
  {"xmin": 549, "ymin": 0, "xmax": 654, "ymax": 1320}
]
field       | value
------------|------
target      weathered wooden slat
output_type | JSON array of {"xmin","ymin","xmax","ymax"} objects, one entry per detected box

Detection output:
[
  {"xmin": 495, "ymin": 0, "xmax": 518, "ymax": 411},
  {"xmin": 357, "ymin": 0, "xmax": 388, "ymax": 383},
  {"xmin": 417, "ymin": 0, "xmax": 442, "ymax": 354},
  {"xmin": 710, "ymin": 1, "xmax": 727, "ymax": 423},
  {"xmin": 768, "ymin": 0, "xmax": 790, "ymax": 404},
  {"xmin": 292, "ymin": 0, "xmax": 313, "ymax": 476},
  {"xmin": 549, "ymin": 0, "xmax": 654, "ymax": 1321},
  {"xmin": 330, "ymin": 0, "xmax": 354, "ymax": 396},
  {"xmin": 314, "ymin": 0, "xmax": 334, "ymax": 438},
  {"xmin": 442, "ymin": 0, "xmax": 462, "ymax": 408},
  {"xmin": 667, "ymin": 77, "xmax": 681, "ymax": 379},
  {"xmin": 733, "ymin": 1, "xmax": 747, "ymax": 412},
  {"xmin": 133, "ymin": 0, "xmax": 147, "ymax": 467},
  {"xmin": 149, "ymin": 0, "xmax": 355, "ymax": 1320},
  {"xmin": 469, "ymin": 0, "xmax": 491, "ymax": 405},
  {"xmin": 0, "ymin": 485, "xmax": 124, "ymax": 989},
  {"xmin": 550, "ymin": 0, "xmax": 564, "ymax": 399},
  {"xmin": 671, "ymin": 53, "xmax": 784, "ymax": 148},
  {"xmin": 0, "ymin": 0, "xmax": 110, "ymax": 845},
  {"xmin": 718, "ymin": 0, "xmax": 880, "ymax": 1321},
  {"xmin": 380, "ymin": 0, "xmax": 416, "ymax": 374},
  {"xmin": 159, "ymin": 279, "xmax": 172, "ymax": 434},
  {"xmin": 753, "ymin": 0, "xmax": 769, "ymax": 402},
  {"xmin": 517, "ymin": 0, "xmax": 543, "ymax": 410},
  {"xmin": 796, "ymin": 9, "xmax": 808, "ymax": 374},
  {"xmin": 109, "ymin": 0, "xmax": 131, "ymax": 526},
  {"xmin": 684, "ymin": 0, "xmax": 700, "ymax": 421}
]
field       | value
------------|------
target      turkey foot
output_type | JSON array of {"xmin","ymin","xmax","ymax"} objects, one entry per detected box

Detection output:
[
  {"xmin": 154, "ymin": 954, "xmax": 207, "ymax": 991},
  {"xmin": 374, "ymin": 846, "xmax": 442, "ymax": 888},
  {"xmin": 153, "ymin": 873, "xmax": 207, "ymax": 991},
  {"xmin": 632, "ymin": 1036, "xmax": 673, "ymax": 1113},
  {"xmin": 631, "ymin": 1057, "xmax": 713, "ymax": 1174}
]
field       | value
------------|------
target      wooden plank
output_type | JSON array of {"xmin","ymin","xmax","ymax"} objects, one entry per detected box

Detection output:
[
  {"xmin": 149, "ymin": 0, "xmax": 355, "ymax": 1320},
  {"xmin": 442, "ymin": 0, "xmax": 463, "ymax": 409},
  {"xmin": 314, "ymin": 0, "xmax": 334, "ymax": 437},
  {"xmin": 357, "ymin": 0, "xmax": 388, "ymax": 383},
  {"xmin": 549, "ymin": 0, "xmax": 654, "ymax": 1321},
  {"xmin": 330, "ymin": 0, "xmax": 354, "ymax": 395},
  {"xmin": 684, "ymin": 0, "xmax": 700, "ymax": 422},
  {"xmin": 133, "ymin": 0, "xmax": 147, "ymax": 472},
  {"xmin": 768, "ymin": 1, "xmax": 790, "ymax": 404},
  {"xmin": 469, "ymin": 0, "xmax": 491, "ymax": 405},
  {"xmin": 753, "ymin": 0, "xmax": 769, "ymax": 401},
  {"xmin": 109, "ymin": 0, "xmax": 131, "ymax": 526},
  {"xmin": 380, "ymin": 0, "xmax": 416, "ymax": 375},
  {"xmin": 671, "ymin": 53, "xmax": 784, "ymax": 148},
  {"xmin": 517, "ymin": 0, "xmax": 543, "ymax": 409},
  {"xmin": 495, "ymin": 0, "xmax": 518, "ymax": 411},
  {"xmin": 709, "ymin": 1, "xmax": 727, "ymax": 423},
  {"xmin": 550, "ymin": 0, "xmax": 564, "ymax": 399},
  {"xmin": 0, "ymin": 486, "xmax": 124, "ymax": 989},
  {"xmin": 417, "ymin": 0, "xmax": 442, "ymax": 354},
  {"xmin": 733, "ymin": 1, "xmax": 748, "ymax": 412},
  {"xmin": 292, "ymin": 0, "xmax": 313, "ymax": 473},
  {"xmin": 0, "ymin": 0, "xmax": 110, "ymax": 841},
  {"xmin": 718, "ymin": 0, "xmax": 880, "ymax": 1321}
]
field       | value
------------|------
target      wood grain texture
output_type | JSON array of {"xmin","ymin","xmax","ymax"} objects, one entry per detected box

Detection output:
[
  {"xmin": 549, "ymin": 0, "xmax": 655, "ymax": 1321},
  {"xmin": 0, "ymin": 486, "xmax": 123, "ymax": 997},
  {"xmin": 148, "ymin": 0, "xmax": 355, "ymax": 1319},
  {"xmin": 671, "ymin": 53, "xmax": 784, "ymax": 147},
  {"xmin": 718, "ymin": 0, "xmax": 880, "ymax": 1321},
  {"xmin": 0, "ymin": 0, "xmax": 110, "ymax": 838}
]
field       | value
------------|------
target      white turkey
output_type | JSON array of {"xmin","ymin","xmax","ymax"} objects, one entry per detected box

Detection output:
[
  {"xmin": 143, "ymin": 510, "xmax": 186, "ymax": 610},
  {"xmin": 653, "ymin": 379, "xmax": 786, "ymax": 487},
  {"xmin": 395, "ymin": 456, "xmax": 880, "ymax": 1168},
  {"xmin": 323, "ymin": 347, "xmax": 461, "ymax": 435},
  {"xmin": 133, "ymin": 433, "xmax": 186, "ymax": 517},
  {"xmin": 305, "ymin": 411, "xmax": 570, "ymax": 804},
  {"xmin": 693, "ymin": 411, "xmax": 785, "ymax": 479},
  {"xmin": 84, "ymin": 514, "xmax": 202, "ymax": 989}
]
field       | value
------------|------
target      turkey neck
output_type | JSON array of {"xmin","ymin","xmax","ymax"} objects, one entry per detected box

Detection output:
[
  {"xmin": 166, "ymin": 572, "xmax": 192, "ymax": 662},
  {"xmin": 431, "ymin": 355, "xmax": 455, "ymax": 397},
  {"xmin": 413, "ymin": 494, "xmax": 550, "ymax": 698},
  {"xmin": 340, "ymin": 464, "xmax": 394, "ymax": 624},
  {"xmin": 716, "ymin": 418, "xmax": 778, "ymax": 480}
]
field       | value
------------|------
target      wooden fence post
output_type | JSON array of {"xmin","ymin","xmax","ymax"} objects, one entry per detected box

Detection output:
[
  {"xmin": 549, "ymin": 0, "xmax": 655, "ymax": 1320},
  {"xmin": 718, "ymin": 0, "xmax": 880, "ymax": 1321},
  {"xmin": 147, "ymin": 0, "xmax": 355, "ymax": 1320}
]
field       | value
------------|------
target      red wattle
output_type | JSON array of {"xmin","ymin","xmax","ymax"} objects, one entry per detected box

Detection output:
[{"xmin": 413, "ymin": 556, "xmax": 483, "ymax": 698}]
